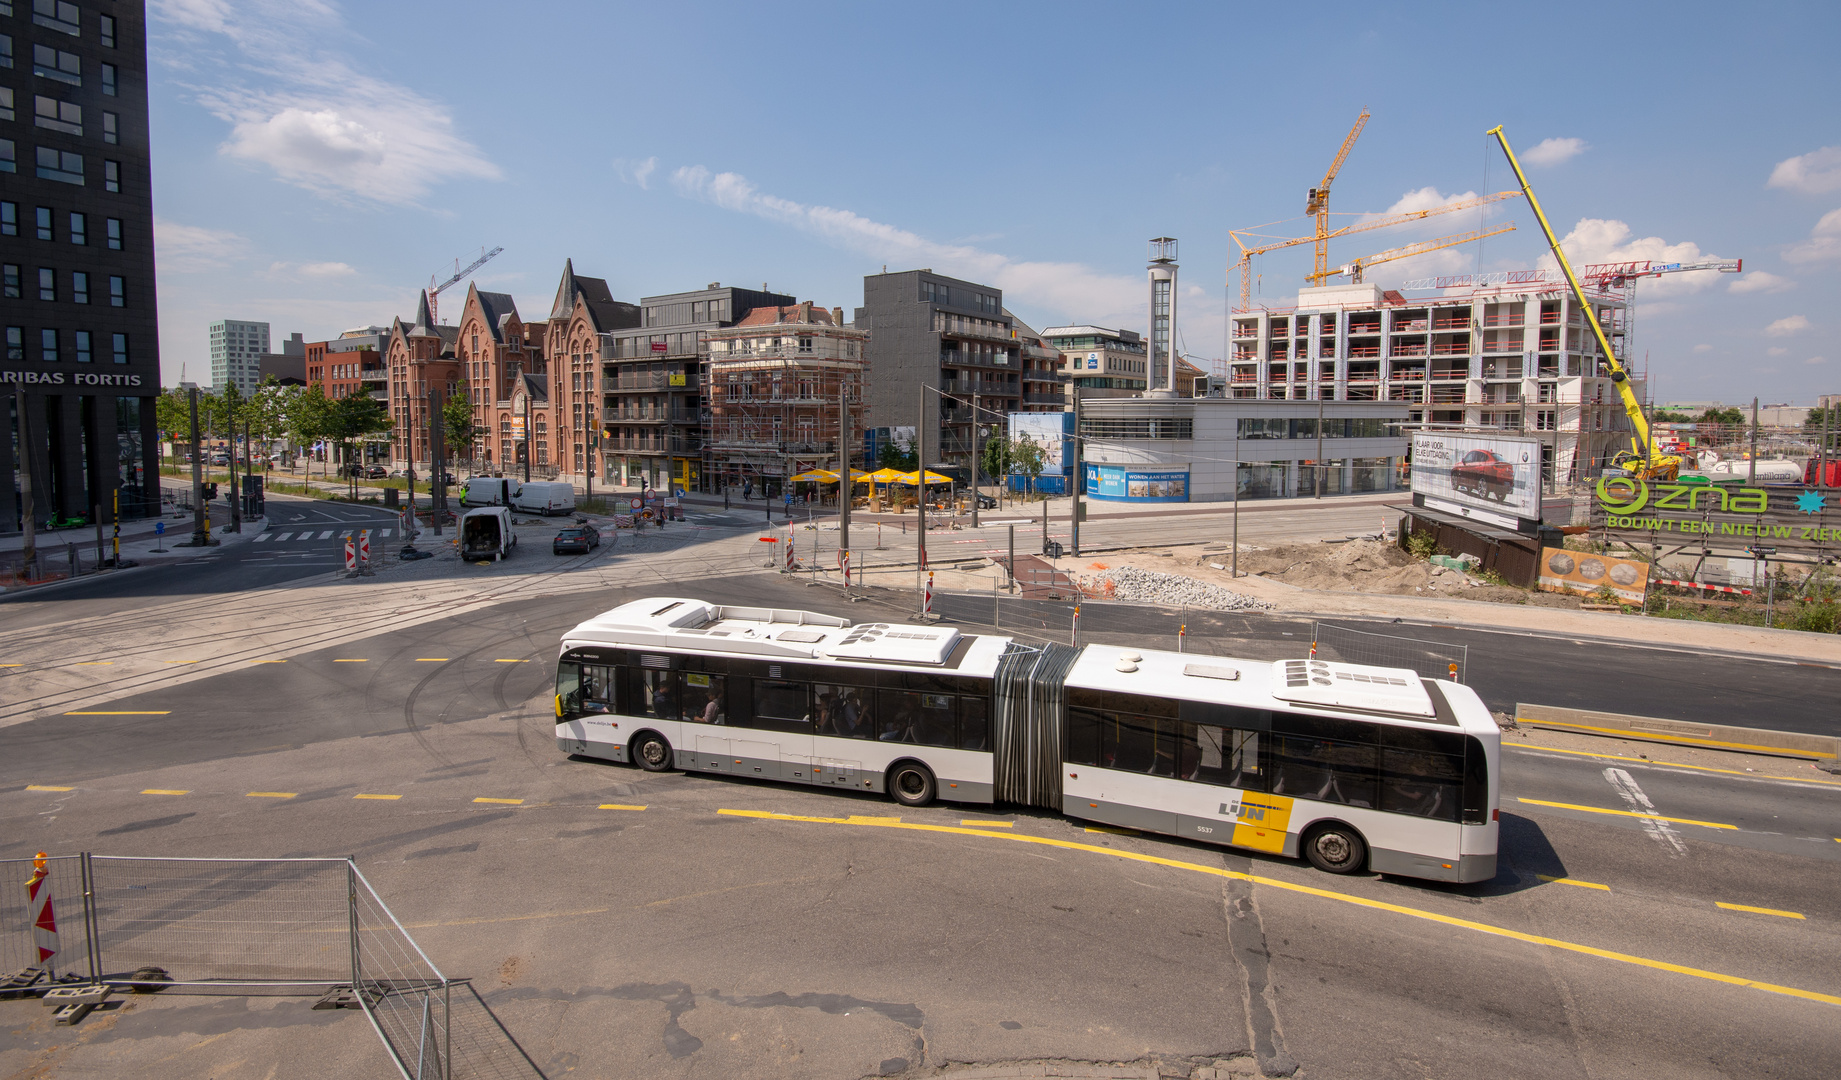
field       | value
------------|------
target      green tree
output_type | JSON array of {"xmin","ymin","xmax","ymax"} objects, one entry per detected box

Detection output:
[
  {"xmin": 877, "ymin": 434, "xmax": 917, "ymax": 471},
  {"xmin": 245, "ymin": 378, "xmax": 295, "ymax": 467},
  {"xmin": 1700, "ymin": 406, "xmax": 1745, "ymax": 426},
  {"xmin": 288, "ymin": 385, "xmax": 333, "ymax": 479},
  {"xmin": 981, "ymin": 434, "xmax": 1014, "ymax": 484},
  {"xmin": 325, "ymin": 394, "xmax": 393, "ymax": 498},
  {"xmin": 442, "ymin": 388, "xmax": 475, "ymax": 465},
  {"xmin": 1010, "ymin": 436, "xmax": 1048, "ymax": 497}
]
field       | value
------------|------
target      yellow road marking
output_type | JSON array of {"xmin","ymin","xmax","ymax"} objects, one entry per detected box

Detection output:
[
  {"xmin": 1538, "ymin": 874, "xmax": 1611, "ymax": 891},
  {"xmin": 397, "ymin": 907, "xmax": 609, "ymax": 930},
  {"xmin": 1085, "ymin": 825, "xmax": 1138, "ymax": 835},
  {"xmin": 599, "ymin": 803, "xmax": 647, "ymax": 811},
  {"xmin": 473, "ymin": 797, "xmax": 523, "ymax": 805},
  {"xmin": 1508, "ymin": 743, "xmax": 1841, "ymax": 788},
  {"xmin": 415, "ymin": 658, "xmax": 450, "ymax": 662},
  {"xmin": 353, "ymin": 793, "xmax": 401, "ymax": 800},
  {"xmin": 246, "ymin": 792, "xmax": 297, "ymax": 799},
  {"xmin": 1517, "ymin": 719, "xmax": 1838, "ymax": 760},
  {"xmin": 141, "ymin": 789, "xmax": 189, "ymax": 795},
  {"xmin": 493, "ymin": 659, "xmax": 529, "ymax": 663},
  {"xmin": 65, "ymin": 710, "xmax": 171, "ymax": 715},
  {"xmin": 962, "ymin": 819, "xmax": 1014, "ymax": 828},
  {"xmin": 1717, "ymin": 902, "xmax": 1806, "ymax": 920},
  {"xmin": 333, "ymin": 659, "xmax": 368, "ymax": 663},
  {"xmin": 27, "ymin": 785, "xmax": 74, "ymax": 792},
  {"xmin": 0, "ymin": 664, "xmax": 21, "ymax": 667},
  {"xmin": 1516, "ymin": 798, "xmax": 1738, "ymax": 830},
  {"xmin": 848, "ymin": 815, "xmax": 901, "ymax": 824},
  {"xmin": 715, "ymin": 808, "xmax": 1841, "ymax": 1008}
]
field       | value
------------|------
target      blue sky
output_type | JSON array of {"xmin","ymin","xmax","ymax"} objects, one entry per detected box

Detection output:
[{"xmin": 149, "ymin": 0, "xmax": 1839, "ymax": 405}]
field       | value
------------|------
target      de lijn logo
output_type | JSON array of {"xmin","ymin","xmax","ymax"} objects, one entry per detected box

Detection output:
[{"xmin": 1595, "ymin": 475, "xmax": 1770, "ymax": 515}]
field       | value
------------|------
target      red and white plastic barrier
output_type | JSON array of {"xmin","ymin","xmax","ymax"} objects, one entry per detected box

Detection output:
[
  {"xmin": 840, "ymin": 549, "xmax": 851, "ymax": 587},
  {"xmin": 785, "ymin": 531, "xmax": 796, "ymax": 570},
  {"xmin": 1651, "ymin": 577, "xmax": 1752, "ymax": 596},
  {"xmin": 923, "ymin": 571, "xmax": 934, "ymax": 615},
  {"xmin": 26, "ymin": 853, "xmax": 60, "ymax": 975},
  {"xmin": 343, "ymin": 534, "xmax": 356, "ymax": 571},
  {"xmin": 358, "ymin": 530, "xmax": 370, "ymax": 567}
]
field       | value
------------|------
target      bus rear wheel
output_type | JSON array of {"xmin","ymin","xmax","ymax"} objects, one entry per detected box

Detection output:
[
  {"xmin": 1303, "ymin": 823, "xmax": 1367, "ymax": 875},
  {"xmin": 888, "ymin": 762, "xmax": 935, "ymax": 807},
  {"xmin": 632, "ymin": 733, "xmax": 673, "ymax": 773}
]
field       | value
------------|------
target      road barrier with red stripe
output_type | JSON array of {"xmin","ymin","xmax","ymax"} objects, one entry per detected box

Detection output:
[
  {"xmin": 1652, "ymin": 577, "xmax": 1752, "ymax": 596},
  {"xmin": 26, "ymin": 853, "xmax": 60, "ymax": 976}
]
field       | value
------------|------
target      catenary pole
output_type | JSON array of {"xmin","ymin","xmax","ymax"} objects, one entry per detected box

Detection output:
[
  {"xmin": 189, "ymin": 386, "xmax": 208, "ymax": 546},
  {"xmin": 16, "ymin": 389, "xmax": 36, "ymax": 576}
]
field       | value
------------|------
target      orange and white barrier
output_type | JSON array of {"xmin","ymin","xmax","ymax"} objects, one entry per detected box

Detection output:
[{"xmin": 26, "ymin": 853, "xmax": 59, "ymax": 976}]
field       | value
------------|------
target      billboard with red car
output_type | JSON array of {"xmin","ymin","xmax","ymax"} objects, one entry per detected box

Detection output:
[{"xmin": 1410, "ymin": 432, "xmax": 1542, "ymax": 528}]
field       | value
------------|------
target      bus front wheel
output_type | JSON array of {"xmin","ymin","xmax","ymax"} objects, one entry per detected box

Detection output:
[
  {"xmin": 1302, "ymin": 823, "xmax": 1367, "ymax": 874},
  {"xmin": 632, "ymin": 733, "xmax": 673, "ymax": 773},
  {"xmin": 888, "ymin": 762, "xmax": 935, "ymax": 807}
]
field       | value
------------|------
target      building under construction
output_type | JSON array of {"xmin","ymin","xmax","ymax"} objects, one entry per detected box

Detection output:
[
  {"xmin": 705, "ymin": 303, "xmax": 868, "ymax": 496},
  {"xmin": 1230, "ymin": 274, "xmax": 1654, "ymax": 485}
]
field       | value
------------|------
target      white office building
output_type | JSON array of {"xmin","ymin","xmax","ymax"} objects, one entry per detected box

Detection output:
[{"xmin": 210, "ymin": 319, "xmax": 271, "ymax": 396}]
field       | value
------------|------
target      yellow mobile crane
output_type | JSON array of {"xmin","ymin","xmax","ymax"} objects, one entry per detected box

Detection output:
[{"xmin": 1488, "ymin": 126, "xmax": 1679, "ymax": 481}]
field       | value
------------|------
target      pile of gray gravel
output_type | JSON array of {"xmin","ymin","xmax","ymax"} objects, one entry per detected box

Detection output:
[{"xmin": 1091, "ymin": 565, "xmax": 1273, "ymax": 612}]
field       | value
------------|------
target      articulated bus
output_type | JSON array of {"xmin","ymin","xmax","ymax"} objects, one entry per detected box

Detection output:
[{"xmin": 555, "ymin": 598, "xmax": 1499, "ymax": 883}]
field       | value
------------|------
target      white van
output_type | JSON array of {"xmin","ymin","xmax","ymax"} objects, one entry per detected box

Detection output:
[
  {"xmin": 463, "ymin": 477, "xmax": 520, "ymax": 508},
  {"xmin": 460, "ymin": 506, "xmax": 516, "ymax": 561},
  {"xmin": 512, "ymin": 481, "xmax": 576, "ymax": 516}
]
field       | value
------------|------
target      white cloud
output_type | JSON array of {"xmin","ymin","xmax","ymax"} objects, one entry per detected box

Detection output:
[
  {"xmin": 1523, "ymin": 137, "xmax": 1588, "ymax": 167},
  {"xmin": 1768, "ymin": 346, "xmax": 1789, "ymax": 356},
  {"xmin": 152, "ymin": 0, "xmax": 498, "ymax": 206},
  {"xmin": 267, "ymin": 260, "xmax": 357, "ymax": 279},
  {"xmin": 1537, "ymin": 219, "xmax": 1726, "ymax": 297},
  {"xmin": 1768, "ymin": 147, "xmax": 1841, "ymax": 195},
  {"xmin": 1693, "ymin": 344, "xmax": 1713, "ymax": 353},
  {"xmin": 1807, "ymin": 356, "xmax": 1827, "ymax": 366},
  {"xmin": 670, "ymin": 164, "xmax": 1141, "ymax": 325},
  {"xmin": 615, "ymin": 156, "xmax": 658, "ymax": 190},
  {"xmin": 1784, "ymin": 208, "xmax": 1841, "ymax": 264},
  {"xmin": 155, "ymin": 218, "xmax": 251, "ymax": 272},
  {"xmin": 1728, "ymin": 270, "xmax": 1794, "ymax": 294},
  {"xmin": 1380, "ymin": 187, "xmax": 1483, "ymax": 216},
  {"xmin": 1765, "ymin": 315, "xmax": 1810, "ymax": 337}
]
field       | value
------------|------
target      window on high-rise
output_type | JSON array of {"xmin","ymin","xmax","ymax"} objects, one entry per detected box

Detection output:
[
  {"xmin": 106, "ymin": 218, "xmax": 122, "ymax": 249},
  {"xmin": 41, "ymin": 328, "xmax": 59, "ymax": 362},
  {"xmin": 4, "ymin": 327, "xmax": 23, "ymax": 361},
  {"xmin": 74, "ymin": 330, "xmax": 91, "ymax": 362},
  {"xmin": 32, "ymin": 44, "xmax": 81, "ymax": 84},
  {"xmin": 71, "ymin": 270, "xmax": 88, "ymax": 303},
  {"xmin": 109, "ymin": 275, "xmax": 123, "ymax": 307},
  {"xmin": 35, "ymin": 146, "xmax": 84, "ymax": 184},
  {"xmin": 68, "ymin": 211, "xmax": 85, "ymax": 244},
  {"xmin": 37, "ymin": 267, "xmax": 55, "ymax": 301},
  {"xmin": 34, "ymin": 1, "xmax": 82, "ymax": 36},
  {"xmin": 0, "ymin": 87, "xmax": 12, "ymax": 122},
  {"xmin": 102, "ymin": 63, "xmax": 117, "ymax": 96},
  {"xmin": 0, "ymin": 202, "xmax": 15, "ymax": 236},
  {"xmin": 113, "ymin": 333, "xmax": 128, "ymax": 364},
  {"xmin": 103, "ymin": 111, "xmax": 118, "ymax": 144},
  {"xmin": 2, "ymin": 264, "xmax": 19, "ymax": 299},
  {"xmin": 104, "ymin": 159, "xmax": 120, "ymax": 192},
  {"xmin": 101, "ymin": 15, "xmax": 117, "ymax": 48},
  {"xmin": 34, "ymin": 95, "xmax": 80, "ymax": 134},
  {"xmin": 0, "ymin": 138, "xmax": 16, "ymax": 174}
]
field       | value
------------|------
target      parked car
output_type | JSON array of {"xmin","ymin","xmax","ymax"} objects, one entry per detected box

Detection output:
[
  {"xmin": 363, "ymin": 464, "xmax": 388, "ymax": 478},
  {"xmin": 553, "ymin": 525, "xmax": 601, "ymax": 555},
  {"xmin": 974, "ymin": 493, "xmax": 998, "ymax": 509},
  {"xmin": 1450, "ymin": 449, "xmax": 1515, "ymax": 501},
  {"xmin": 210, "ymin": 453, "xmax": 230, "ymax": 466}
]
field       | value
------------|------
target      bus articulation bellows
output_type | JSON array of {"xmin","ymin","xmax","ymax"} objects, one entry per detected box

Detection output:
[{"xmin": 555, "ymin": 598, "xmax": 1499, "ymax": 883}]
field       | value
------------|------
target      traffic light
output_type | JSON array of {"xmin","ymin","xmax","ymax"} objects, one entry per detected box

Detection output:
[{"xmin": 205, "ymin": 482, "xmax": 219, "ymax": 501}]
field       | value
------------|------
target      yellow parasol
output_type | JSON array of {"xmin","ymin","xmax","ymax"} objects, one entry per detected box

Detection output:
[
  {"xmin": 788, "ymin": 469, "xmax": 838, "ymax": 483},
  {"xmin": 866, "ymin": 467, "xmax": 907, "ymax": 485},
  {"xmin": 895, "ymin": 470, "xmax": 954, "ymax": 485}
]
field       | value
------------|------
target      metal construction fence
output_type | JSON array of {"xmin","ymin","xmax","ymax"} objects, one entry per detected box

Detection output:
[
  {"xmin": 1, "ymin": 855, "xmax": 452, "ymax": 1080},
  {"xmin": 1310, "ymin": 621, "xmax": 1469, "ymax": 683}
]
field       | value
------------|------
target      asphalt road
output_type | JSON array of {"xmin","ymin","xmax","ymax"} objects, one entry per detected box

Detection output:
[
  {"xmin": 3, "ymin": 574, "xmax": 1837, "ymax": 1079},
  {"xmin": 3, "ymin": 495, "xmax": 407, "ymax": 603}
]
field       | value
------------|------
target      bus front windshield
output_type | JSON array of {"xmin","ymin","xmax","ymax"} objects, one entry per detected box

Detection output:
[{"xmin": 556, "ymin": 662, "xmax": 615, "ymax": 718}]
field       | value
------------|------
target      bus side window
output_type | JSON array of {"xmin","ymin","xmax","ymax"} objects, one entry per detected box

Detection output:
[
  {"xmin": 813, "ymin": 683, "xmax": 872, "ymax": 739},
  {"xmin": 754, "ymin": 680, "xmax": 810, "ymax": 733},
  {"xmin": 959, "ymin": 696, "xmax": 988, "ymax": 751},
  {"xmin": 625, "ymin": 668, "xmax": 678, "ymax": 720},
  {"xmin": 682, "ymin": 672, "xmax": 725, "ymax": 725},
  {"xmin": 915, "ymin": 694, "xmax": 956, "ymax": 747},
  {"xmin": 1066, "ymin": 708, "xmax": 1102, "ymax": 766},
  {"xmin": 579, "ymin": 665, "xmax": 614, "ymax": 713},
  {"xmin": 1379, "ymin": 746, "xmax": 1462, "ymax": 821},
  {"xmin": 1105, "ymin": 713, "xmax": 1172, "ymax": 775},
  {"xmin": 874, "ymin": 690, "xmax": 922, "ymax": 743}
]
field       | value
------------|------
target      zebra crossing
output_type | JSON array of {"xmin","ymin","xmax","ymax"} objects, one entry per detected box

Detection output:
[{"xmin": 254, "ymin": 527, "xmax": 396, "ymax": 544}]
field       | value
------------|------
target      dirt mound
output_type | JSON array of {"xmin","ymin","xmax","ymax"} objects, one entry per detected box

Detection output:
[{"xmin": 1212, "ymin": 538, "xmax": 1577, "ymax": 606}]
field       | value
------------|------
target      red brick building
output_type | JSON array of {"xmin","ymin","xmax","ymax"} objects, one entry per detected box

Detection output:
[
  {"xmin": 385, "ymin": 292, "xmax": 460, "ymax": 466},
  {"xmin": 544, "ymin": 260, "xmax": 640, "ymax": 483}
]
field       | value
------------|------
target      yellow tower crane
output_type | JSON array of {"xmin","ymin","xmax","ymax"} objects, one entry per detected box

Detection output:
[
  {"xmin": 1230, "ymin": 191, "xmax": 1520, "ymax": 311},
  {"xmin": 1306, "ymin": 110, "xmax": 1370, "ymax": 283},
  {"xmin": 1487, "ymin": 125, "xmax": 1679, "ymax": 482},
  {"xmin": 1307, "ymin": 223, "xmax": 1517, "ymax": 286}
]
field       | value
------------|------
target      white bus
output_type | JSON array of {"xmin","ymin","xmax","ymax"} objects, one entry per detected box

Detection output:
[{"xmin": 555, "ymin": 598, "xmax": 1499, "ymax": 883}]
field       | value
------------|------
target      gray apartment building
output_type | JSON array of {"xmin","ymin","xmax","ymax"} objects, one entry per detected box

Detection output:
[
  {"xmin": 598, "ymin": 283, "xmax": 792, "ymax": 492},
  {"xmin": 855, "ymin": 270, "xmax": 1064, "ymax": 467},
  {"xmin": 3, "ymin": 0, "xmax": 162, "ymax": 530}
]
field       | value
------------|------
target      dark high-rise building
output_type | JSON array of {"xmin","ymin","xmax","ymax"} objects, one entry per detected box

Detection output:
[{"xmin": 3, "ymin": 0, "xmax": 160, "ymax": 530}]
